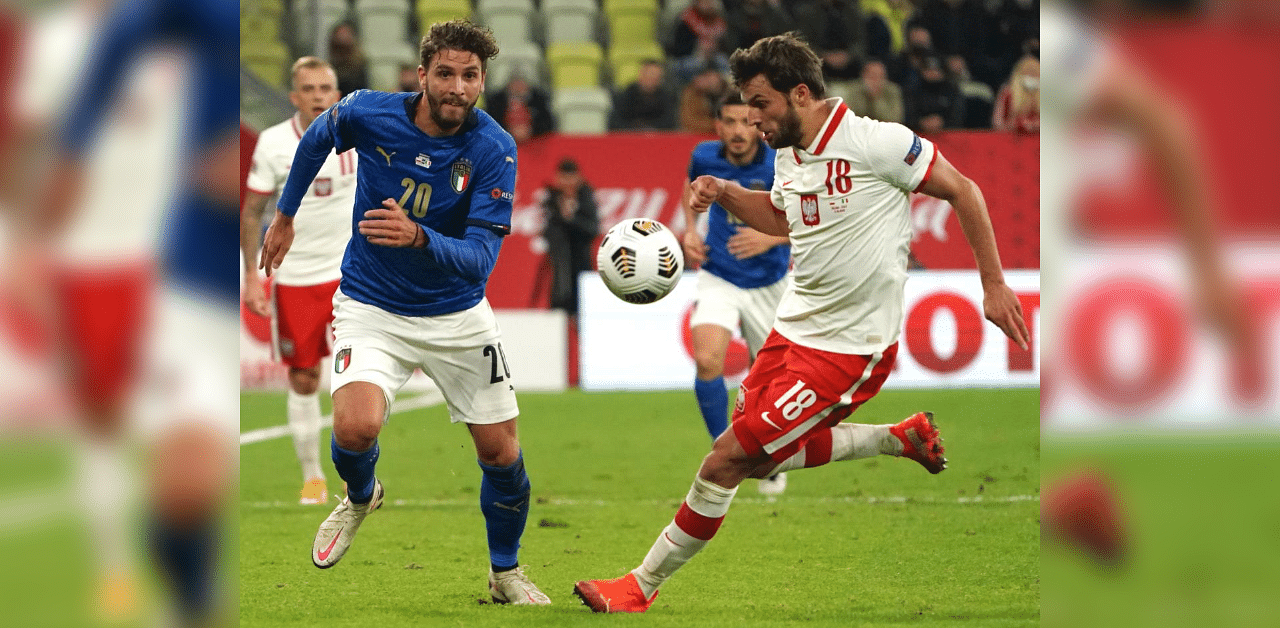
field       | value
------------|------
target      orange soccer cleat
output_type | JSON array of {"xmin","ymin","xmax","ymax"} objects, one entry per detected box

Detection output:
[
  {"xmin": 890, "ymin": 411, "xmax": 947, "ymax": 474},
  {"xmin": 573, "ymin": 573, "xmax": 658, "ymax": 613}
]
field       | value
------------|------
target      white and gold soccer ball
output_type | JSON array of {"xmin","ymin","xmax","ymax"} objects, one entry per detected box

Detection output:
[{"xmin": 596, "ymin": 218, "xmax": 684, "ymax": 304}]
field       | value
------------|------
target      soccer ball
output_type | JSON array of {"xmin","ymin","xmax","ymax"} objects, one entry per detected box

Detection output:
[{"xmin": 596, "ymin": 218, "xmax": 684, "ymax": 304}]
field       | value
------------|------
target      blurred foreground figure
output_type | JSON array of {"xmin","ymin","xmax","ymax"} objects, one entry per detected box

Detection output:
[
  {"xmin": 1, "ymin": 0, "xmax": 237, "ymax": 626},
  {"xmin": 1042, "ymin": 3, "xmax": 1280, "ymax": 627}
]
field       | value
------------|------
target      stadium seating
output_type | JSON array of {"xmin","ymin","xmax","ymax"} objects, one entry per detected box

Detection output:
[
  {"xmin": 608, "ymin": 40, "xmax": 663, "ymax": 88},
  {"xmin": 486, "ymin": 40, "xmax": 547, "ymax": 91},
  {"xmin": 356, "ymin": 0, "xmax": 411, "ymax": 60},
  {"xmin": 291, "ymin": 0, "xmax": 352, "ymax": 53},
  {"xmin": 543, "ymin": 0, "xmax": 599, "ymax": 45},
  {"xmin": 658, "ymin": 0, "xmax": 693, "ymax": 51},
  {"xmin": 546, "ymin": 41, "xmax": 604, "ymax": 89},
  {"xmin": 416, "ymin": 0, "xmax": 472, "ymax": 31},
  {"xmin": 242, "ymin": 38, "xmax": 290, "ymax": 89},
  {"xmin": 553, "ymin": 87, "xmax": 612, "ymax": 134},
  {"xmin": 603, "ymin": 0, "xmax": 658, "ymax": 48}
]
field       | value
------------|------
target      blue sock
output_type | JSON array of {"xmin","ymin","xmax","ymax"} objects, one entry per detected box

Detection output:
[
  {"xmin": 332, "ymin": 436, "xmax": 379, "ymax": 504},
  {"xmin": 148, "ymin": 515, "xmax": 217, "ymax": 623},
  {"xmin": 694, "ymin": 376, "xmax": 729, "ymax": 439},
  {"xmin": 478, "ymin": 452, "xmax": 531, "ymax": 572}
]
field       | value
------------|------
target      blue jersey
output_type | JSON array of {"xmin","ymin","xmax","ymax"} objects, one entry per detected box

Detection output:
[
  {"xmin": 688, "ymin": 140, "xmax": 788, "ymax": 289},
  {"xmin": 61, "ymin": 0, "xmax": 239, "ymax": 305},
  {"xmin": 278, "ymin": 90, "xmax": 517, "ymax": 317}
]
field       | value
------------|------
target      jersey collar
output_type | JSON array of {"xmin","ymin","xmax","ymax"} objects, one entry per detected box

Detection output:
[{"xmin": 802, "ymin": 97, "xmax": 848, "ymax": 156}]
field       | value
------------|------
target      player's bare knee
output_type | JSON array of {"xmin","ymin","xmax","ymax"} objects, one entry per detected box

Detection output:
[
  {"xmin": 331, "ymin": 408, "xmax": 381, "ymax": 451},
  {"xmin": 693, "ymin": 348, "xmax": 725, "ymax": 379}
]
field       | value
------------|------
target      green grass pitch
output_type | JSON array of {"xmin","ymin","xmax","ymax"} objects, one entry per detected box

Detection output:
[{"xmin": 240, "ymin": 388, "xmax": 1040, "ymax": 627}]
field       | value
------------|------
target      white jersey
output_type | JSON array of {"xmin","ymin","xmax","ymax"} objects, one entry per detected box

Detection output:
[
  {"xmin": 245, "ymin": 113, "xmax": 356, "ymax": 286},
  {"xmin": 769, "ymin": 98, "xmax": 937, "ymax": 355},
  {"xmin": 14, "ymin": 3, "xmax": 185, "ymax": 264}
]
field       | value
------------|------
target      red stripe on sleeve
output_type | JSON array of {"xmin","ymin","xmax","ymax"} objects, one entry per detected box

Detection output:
[
  {"xmin": 912, "ymin": 148, "xmax": 940, "ymax": 194},
  {"xmin": 673, "ymin": 502, "xmax": 725, "ymax": 541},
  {"xmin": 244, "ymin": 184, "xmax": 276, "ymax": 196}
]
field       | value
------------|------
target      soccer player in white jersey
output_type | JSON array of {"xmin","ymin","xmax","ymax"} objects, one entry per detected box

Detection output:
[
  {"xmin": 241, "ymin": 56, "xmax": 356, "ymax": 506},
  {"xmin": 259, "ymin": 21, "xmax": 550, "ymax": 605},
  {"xmin": 574, "ymin": 33, "xmax": 1029, "ymax": 613}
]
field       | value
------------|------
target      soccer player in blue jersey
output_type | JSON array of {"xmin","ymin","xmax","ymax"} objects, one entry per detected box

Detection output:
[
  {"xmin": 680, "ymin": 92, "xmax": 791, "ymax": 494},
  {"xmin": 259, "ymin": 20, "xmax": 551, "ymax": 605}
]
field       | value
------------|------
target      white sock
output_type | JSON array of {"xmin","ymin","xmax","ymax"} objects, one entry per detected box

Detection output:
[
  {"xmin": 633, "ymin": 476, "xmax": 738, "ymax": 598},
  {"xmin": 770, "ymin": 423, "xmax": 902, "ymax": 474},
  {"xmin": 75, "ymin": 438, "xmax": 136, "ymax": 572},
  {"xmin": 287, "ymin": 391, "xmax": 325, "ymax": 482}
]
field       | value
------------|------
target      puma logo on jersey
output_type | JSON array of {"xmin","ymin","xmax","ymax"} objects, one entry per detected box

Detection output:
[{"xmin": 376, "ymin": 146, "xmax": 397, "ymax": 166}]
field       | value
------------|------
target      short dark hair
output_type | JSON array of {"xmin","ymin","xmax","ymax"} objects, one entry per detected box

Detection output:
[
  {"xmin": 728, "ymin": 32, "xmax": 825, "ymax": 100},
  {"xmin": 419, "ymin": 20, "xmax": 500, "ymax": 72},
  {"xmin": 716, "ymin": 91, "xmax": 746, "ymax": 118}
]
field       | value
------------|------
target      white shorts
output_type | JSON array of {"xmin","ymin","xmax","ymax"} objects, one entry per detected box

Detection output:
[
  {"xmin": 135, "ymin": 286, "xmax": 238, "ymax": 443},
  {"xmin": 689, "ymin": 271, "xmax": 788, "ymax": 358},
  {"xmin": 330, "ymin": 290, "xmax": 519, "ymax": 425}
]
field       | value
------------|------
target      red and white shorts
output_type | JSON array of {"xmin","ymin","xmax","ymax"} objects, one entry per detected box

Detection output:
[
  {"xmin": 271, "ymin": 279, "xmax": 340, "ymax": 369},
  {"xmin": 731, "ymin": 331, "xmax": 898, "ymax": 463}
]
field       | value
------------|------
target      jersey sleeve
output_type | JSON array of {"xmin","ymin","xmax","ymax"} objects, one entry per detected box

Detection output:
[
  {"xmin": 277, "ymin": 96, "xmax": 357, "ymax": 216},
  {"xmin": 864, "ymin": 121, "xmax": 938, "ymax": 193},
  {"xmin": 243, "ymin": 131, "xmax": 281, "ymax": 195},
  {"xmin": 463, "ymin": 141, "xmax": 516, "ymax": 235}
]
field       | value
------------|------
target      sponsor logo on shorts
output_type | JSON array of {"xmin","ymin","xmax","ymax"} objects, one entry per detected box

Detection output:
[
  {"xmin": 335, "ymin": 347, "xmax": 351, "ymax": 374},
  {"xmin": 279, "ymin": 339, "xmax": 295, "ymax": 358}
]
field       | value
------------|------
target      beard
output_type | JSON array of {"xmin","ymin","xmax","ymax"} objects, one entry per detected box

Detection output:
[
  {"xmin": 767, "ymin": 101, "xmax": 804, "ymax": 149},
  {"xmin": 426, "ymin": 90, "xmax": 474, "ymax": 130}
]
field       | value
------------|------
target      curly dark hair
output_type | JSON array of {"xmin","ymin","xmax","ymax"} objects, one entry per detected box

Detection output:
[
  {"xmin": 728, "ymin": 32, "xmax": 825, "ymax": 100},
  {"xmin": 419, "ymin": 20, "xmax": 500, "ymax": 72}
]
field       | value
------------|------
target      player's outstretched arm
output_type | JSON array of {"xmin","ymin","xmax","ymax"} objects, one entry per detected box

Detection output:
[
  {"xmin": 917, "ymin": 153, "xmax": 1029, "ymax": 350},
  {"xmin": 679, "ymin": 177, "xmax": 708, "ymax": 267},
  {"xmin": 689, "ymin": 175, "xmax": 788, "ymax": 237}
]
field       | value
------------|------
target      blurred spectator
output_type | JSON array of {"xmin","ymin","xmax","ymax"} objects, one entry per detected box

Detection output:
[
  {"xmin": 905, "ymin": 54, "xmax": 962, "ymax": 134},
  {"xmin": 863, "ymin": 0, "xmax": 916, "ymax": 62},
  {"xmin": 886, "ymin": 25, "xmax": 935, "ymax": 92},
  {"xmin": 486, "ymin": 72, "xmax": 555, "ymax": 144},
  {"xmin": 680, "ymin": 66, "xmax": 729, "ymax": 134},
  {"xmin": 788, "ymin": 0, "xmax": 865, "ymax": 81},
  {"xmin": 992, "ymin": 55, "xmax": 1038, "ymax": 134},
  {"xmin": 543, "ymin": 158, "xmax": 599, "ymax": 316},
  {"xmin": 844, "ymin": 59, "xmax": 904, "ymax": 124},
  {"xmin": 397, "ymin": 62, "xmax": 419, "ymax": 92},
  {"xmin": 727, "ymin": 0, "xmax": 793, "ymax": 51},
  {"xmin": 912, "ymin": 0, "xmax": 1012, "ymax": 90},
  {"xmin": 670, "ymin": 0, "xmax": 733, "ymax": 84},
  {"xmin": 946, "ymin": 54, "xmax": 994, "ymax": 128},
  {"xmin": 328, "ymin": 22, "xmax": 368, "ymax": 95},
  {"xmin": 611, "ymin": 59, "xmax": 678, "ymax": 130}
]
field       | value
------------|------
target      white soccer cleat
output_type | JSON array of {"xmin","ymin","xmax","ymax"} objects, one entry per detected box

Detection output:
[
  {"xmin": 758, "ymin": 472, "xmax": 788, "ymax": 496},
  {"xmin": 311, "ymin": 479, "xmax": 383, "ymax": 569},
  {"xmin": 489, "ymin": 567, "xmax": 552, "ymax": 605}
]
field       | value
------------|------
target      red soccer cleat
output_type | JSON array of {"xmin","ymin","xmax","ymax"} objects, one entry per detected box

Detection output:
[
  {"xmin": 890, "ymin": 411, "xmax": 947, "ymax": 474},
  {"xmin": 573, "ymin": 573, "xmax": 658, "ymax": 613}
]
